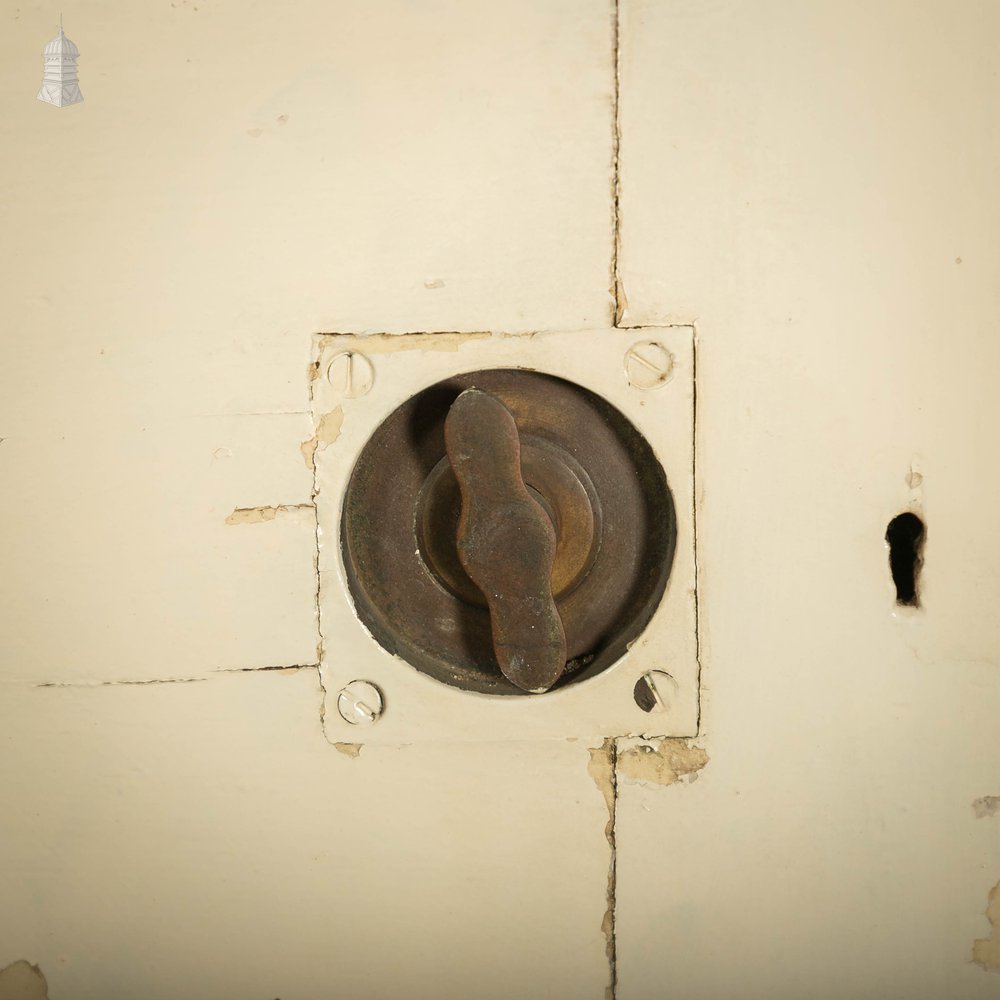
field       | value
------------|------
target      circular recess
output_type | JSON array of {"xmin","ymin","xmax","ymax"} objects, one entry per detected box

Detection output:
[{"xmin": 341, "ymin": 369, "xmax": 676, "ymax": 696}]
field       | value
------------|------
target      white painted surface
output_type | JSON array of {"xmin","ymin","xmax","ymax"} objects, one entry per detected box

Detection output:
[
  {"xmin": 615, "ymin": 2, "xmax": 1000, "ymax": 997},
  {"xmin": 0, "ymin": 0, "xmax": 615, "ymax": 685},
  {"xmin": 0, "ymin": 3, "xmax": 617, "ymax": 996},
  {"xmin": 0, "ymin": 672, "xmax": 610, "ymax": 1000}
]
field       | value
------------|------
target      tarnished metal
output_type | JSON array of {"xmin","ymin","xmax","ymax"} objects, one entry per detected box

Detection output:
[
  {"xmin": 445, "ymin": 389, "xmax": 566, "ymax": 693},
  {"xmin": 340, "ymin": 369, "xmax": 676, "ymax": 696}
]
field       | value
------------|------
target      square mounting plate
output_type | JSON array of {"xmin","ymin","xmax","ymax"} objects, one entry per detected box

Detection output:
[{"xmin": 311, "ymin": 327, "xmax": 698, "ymax": 744}]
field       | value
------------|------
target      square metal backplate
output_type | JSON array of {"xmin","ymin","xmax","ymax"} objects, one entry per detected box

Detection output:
[{"xmin": 312, "ymin": 327, "xmax": 698, "ymax": 744}]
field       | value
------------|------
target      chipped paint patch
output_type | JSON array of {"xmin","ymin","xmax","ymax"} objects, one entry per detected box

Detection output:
[
  {"xmin": 617, "ymin": 737, "xmax": 708, "ymax": 787},
  {"xmin": 0, "ymin": 960, "xmax": 49, "ymax": 999},
  {"xmin": 333, "ymin": 742, "xmax": 362, "ymax": 759},
  {"xmin": 587, "ymin": 738, "xmax": 617, "ymax": 1000},
  {"xmin": 318, "ymin": 332, "xmax": 490, "ymax": 355},
  {"xmin": 974, "ymin": 880, "xmax": 1000, "ymax": 972},
  {"xmin": 588, "ymin": 739, "xmax": 616, "ymax": 826},
  {"xmin": 300, "ymin": 406, "xmax": 344, "ymax": 469},
  {"xmin": 225, "ymin": 503, "xmax": 314, "ymax": 526},
  {"xmin": 973, "ymin": 796, "xmax": 1000, "ymax": 819}
]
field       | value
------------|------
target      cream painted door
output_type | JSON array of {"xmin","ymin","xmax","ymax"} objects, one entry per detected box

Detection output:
[
  {"xmin": 614, "ymin": 5, "xmax": 1000, "ymax": 998},
  {"xmin": 0, "ymin": 3, "xmax": 997, "ymax": 999}
]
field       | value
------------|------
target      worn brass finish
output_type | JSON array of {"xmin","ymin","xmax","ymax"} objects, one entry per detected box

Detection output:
[
  {"xmin": 446, "ymin": 389, "xmax": 567, "ymax": 693},
  {"xmin": 341, "ymin": 369, "xmax": 676, "ymax": 696},
  {"xmin": 416, "ymin": 436, "xmax": 600, "ymax": 610}
]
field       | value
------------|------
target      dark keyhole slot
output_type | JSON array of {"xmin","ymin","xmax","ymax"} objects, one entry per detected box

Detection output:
[{"xmin": 886, "ymin": 512, "xmax": 925, "ymax": 606}]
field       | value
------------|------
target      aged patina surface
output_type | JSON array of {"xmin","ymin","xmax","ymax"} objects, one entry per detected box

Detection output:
[{"xmin": 341, "ymin": 369, "xmax": 676, "ymax": 695}]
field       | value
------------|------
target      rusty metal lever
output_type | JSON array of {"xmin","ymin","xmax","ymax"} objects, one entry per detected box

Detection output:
[{"xmin": 444, "ymin": 389, "xmax": 567, "ymax": 693}]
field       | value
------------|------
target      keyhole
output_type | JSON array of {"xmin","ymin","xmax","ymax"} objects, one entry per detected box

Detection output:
[{"xmin": 886, "ymin": 512, "xmax": 925, "ymax": 607}]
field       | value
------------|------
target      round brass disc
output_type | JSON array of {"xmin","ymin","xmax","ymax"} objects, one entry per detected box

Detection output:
[{"xmin": 341, "ymin": 369, "xmax": 676, "ymax": 696}]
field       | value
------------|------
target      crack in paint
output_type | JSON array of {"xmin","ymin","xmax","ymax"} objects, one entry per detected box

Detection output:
[
  {"xmin": 300, "ymin": 406, "xmax": 344, "ymax": 470},
  {"xmin": 36, "ymin": 665, "xmax": 319, "ymax": 687},
  {"xmin": 692, "ymin": 326, "xmax": 702, "ymax": 734},
  {"xmin": 586, "ymin": 733, "xmax": 708, "ymax": 997},
  {"xmin": 214, "ymin": 664, "xmax": 319, "ymax": 675},
  {"xmin": 35, "ymin": 677, "xmax": 207, "ymax": 688},
  {"xmin": 610, "ymin": 0, "xmax": 623, "ymax": 327},
  {"xmin": 315, "ymin": 331, "xmax": 492, "ymax": 354},
  {"xmin": 307, "ymin": 340, "xmax": 330, "ymax": 743},
  {"xmin": 588, "ymin": 738, "xmax": 618, "ymax": 1000}
]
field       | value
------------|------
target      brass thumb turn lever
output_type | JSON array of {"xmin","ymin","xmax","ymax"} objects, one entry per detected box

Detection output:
[{"xmin": 444, "ymin": 389, "xmax": 567, "ymax": 693}]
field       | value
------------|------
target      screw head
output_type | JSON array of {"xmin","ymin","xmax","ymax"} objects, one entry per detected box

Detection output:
[
  {"xmin": 625, "ymin": 341, "xmax": 674, "ymax": 390},
  {"xmin": 633, "ymin": 669, "xmax": 678, "ymax": 713},
  {"xmin": 336, "ymin": 680, "xmax": 384, "ymax": 725},
  {"xmin": 326, "ymin": 351, "xmax": 374, "ymax": 399}
]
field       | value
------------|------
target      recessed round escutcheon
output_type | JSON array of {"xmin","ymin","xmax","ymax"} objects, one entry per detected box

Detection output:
[{"xmin": 341, "ymin": 369, "xmax": 676, "ymax": 696}]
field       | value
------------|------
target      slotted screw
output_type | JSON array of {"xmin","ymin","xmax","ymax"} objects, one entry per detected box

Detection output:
[
  {"xmin": 625, "ymin": 341, "xmax": 674, "ymax": 390},
  {"xmin": 326, "ymin": 351, "xmax": 374, "ymax": 398},
  {"xmin": 336, "ymin": 680, "xmax": 384, "ymax": 725}
]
